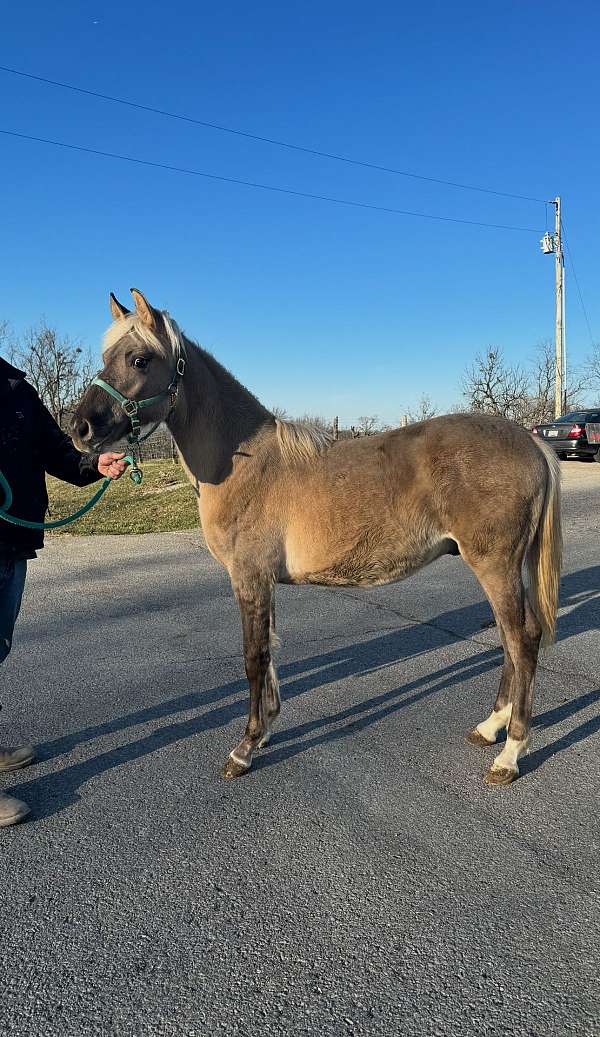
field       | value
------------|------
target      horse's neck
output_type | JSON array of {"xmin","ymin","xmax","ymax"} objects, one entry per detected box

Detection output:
[{"xmin": 168, "ymin": 339, "xmax": 273, "ymax": 485}]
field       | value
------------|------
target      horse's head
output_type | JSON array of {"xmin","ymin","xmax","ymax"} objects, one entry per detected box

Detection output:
[{"xmin": 72, "ymin": 288, "xmax": 185, "ymax": 451}]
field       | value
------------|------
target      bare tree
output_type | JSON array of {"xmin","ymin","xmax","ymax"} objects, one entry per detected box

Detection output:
[
  {"xmin": 294, "ymin": 412, "xmax": 331, "ymax": 431},
  {"xmin": 9, "ymin": 321, "xmax": 94, "ymax": 428},
  {"xmin": 584, "ymin": 343, "xmax": 600, "ymax": 396},
  {"xmin": 462, "ymin": 342, "xmax": 592, "ymax": 427},
  {"xmin": 525, "ymin": 340, "xmax": 588, "ymax": 424},
  {"xmin": 462, "ymin": 348, "xmax": 529, "ymax": 423},
  {"xmin": 271, "ymin": 407, "xmax": 331, "ymax": 430},
  {"xmin": 405, "ymin": 394, "xmax": 438, "ymax": 424},
  {"xmin": 356, "ymin": 415, "xmax": 379, "ymax": 436},
  {"xmin": 0, "ymin": 319, "xmax": 10, "ymax": 352},
  {"xmin": 526, "ymin": 340, "xmax": 557, "ymax": 425}
]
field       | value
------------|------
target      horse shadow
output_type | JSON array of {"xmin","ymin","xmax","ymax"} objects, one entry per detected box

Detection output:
[
  {"xmin": 9, "ymin": 564, "xmax": 600, "ymax": 820},
  {"xmin": 521, "ymin": 687, "xmax": 600, "ymax": 776},
  {"xmin": 13, "ymin": 619, "xmax": 502, "ymax": 820},
  {"xmin": 555, "ymin": 564, "xmax": 600, "ymax": 641},
  {"xmin": 409, "ymin": 562, "xmax": 600, "ymax": 644}
]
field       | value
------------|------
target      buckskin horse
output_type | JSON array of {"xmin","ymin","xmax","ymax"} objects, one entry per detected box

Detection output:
[{"xmin": 72, "ymin": 289, "xmax": 562, "ymax": 786}]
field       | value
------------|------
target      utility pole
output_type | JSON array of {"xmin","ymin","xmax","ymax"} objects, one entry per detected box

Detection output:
[
  {"xmin": 562, "ymin": 265, "xmax": 567, "ymax": 414},
  {"xmin": 540, "ymin": 197, "xmax": 565, "ymax": 418},
  {"xmin": 554, "ymin": 197, "xmax": 564, "ymax": 418}
]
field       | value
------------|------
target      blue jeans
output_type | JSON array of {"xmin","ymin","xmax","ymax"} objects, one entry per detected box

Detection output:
[{"xmin": 0, "ymin": 557, "xmax": 27, "ymax": 664}]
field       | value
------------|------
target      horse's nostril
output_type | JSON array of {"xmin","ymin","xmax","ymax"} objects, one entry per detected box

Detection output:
[{"xmin": 77, "ymin": 419, "xmax": 91, "ymax": 441}]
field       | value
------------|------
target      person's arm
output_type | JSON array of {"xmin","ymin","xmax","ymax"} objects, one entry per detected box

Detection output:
[{"xmin": 29, "ymin": 387, "xmax": 126, "ymax": 486}]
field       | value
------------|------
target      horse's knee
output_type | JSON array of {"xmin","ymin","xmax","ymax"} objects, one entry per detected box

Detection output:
[{"xmin": 244, "ymin": 645, "xmax": 271, "ymax": 684}]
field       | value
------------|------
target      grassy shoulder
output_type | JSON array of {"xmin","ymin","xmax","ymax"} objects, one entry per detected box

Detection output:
[{"xmin": 46, "ymin": 459, "xmax": 199, "ymax": 535}]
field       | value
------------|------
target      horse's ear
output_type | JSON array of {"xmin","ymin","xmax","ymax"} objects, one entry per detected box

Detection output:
[
  {"xmin": 130, "ymin": 288, "xmax": 157, "ymax": 331},
  {"xmin": 109, "ymin": 292, "xmax": 130, "ymax": 321}
]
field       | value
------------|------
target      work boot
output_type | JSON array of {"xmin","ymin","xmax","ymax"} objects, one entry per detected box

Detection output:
[
  {"xmin": 0, "ymin": 792, "xmax": 30, "ymax": 827},
  {"xmin": 0, "ymin": 746, "xmax": 35, "ymax": 772}
]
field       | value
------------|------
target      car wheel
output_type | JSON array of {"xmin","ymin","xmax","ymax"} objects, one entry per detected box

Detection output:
[{"xmin": 594, "ymin": 450, "xmax": 600, "ymax": 463}]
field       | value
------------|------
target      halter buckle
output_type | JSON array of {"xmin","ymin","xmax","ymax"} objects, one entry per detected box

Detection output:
[
  {"xmin": 123, "ymin": 399, "xmax": 139, "ymax": 416},
  {"xmin": 176, "ymin": 357, "xmax": 186, "ymax": 377}
]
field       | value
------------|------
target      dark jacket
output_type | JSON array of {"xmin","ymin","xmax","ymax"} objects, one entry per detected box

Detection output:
[{"xmin": 0, "ymin": 357, "xmax": 100, "ymax": 555}]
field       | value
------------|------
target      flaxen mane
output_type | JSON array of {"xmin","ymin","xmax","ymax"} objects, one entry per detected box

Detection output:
[{"xmin": 275, "ymin": 419, "xmax": 334, "ymax": 464}]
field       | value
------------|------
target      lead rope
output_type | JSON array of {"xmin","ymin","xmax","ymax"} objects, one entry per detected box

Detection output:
[{"xmin": 0, "ymin": 454, "xmax": 138, "ymax": 530}]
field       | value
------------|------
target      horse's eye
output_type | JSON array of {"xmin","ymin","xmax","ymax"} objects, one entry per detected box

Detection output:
[{"xmin": 133, "ymin": 357, "xmax": 149, "ymax": 369}]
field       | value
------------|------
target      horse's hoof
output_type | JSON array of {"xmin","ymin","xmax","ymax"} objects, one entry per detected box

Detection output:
[
  {"xmin": 484, "ymin": 765, "xmax": 518, "ymax": 786},
  {"xmin": 465, "ymin": 728, "xmax": 495, "ymax": 747},
  {"xmin": 220, "ymin": 758, "xmax": 250, "ymax": 780},
  {"xmin": 257, "ymin": 731, "xmax": 271, "ymax": 749}
]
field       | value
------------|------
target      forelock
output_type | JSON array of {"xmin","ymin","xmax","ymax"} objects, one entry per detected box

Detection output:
[{"xmin": 101, "ymin": 313, "xmax": 174, "ymax": 360}]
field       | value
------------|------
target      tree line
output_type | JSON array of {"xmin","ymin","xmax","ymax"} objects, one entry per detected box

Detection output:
[
  {"xmin": 278, "ymin": 340, "xmax": 600, "ymax": 435},
  {"xmin": 460, "ymin": 340, "xmax": 598, "ymax": 426}
]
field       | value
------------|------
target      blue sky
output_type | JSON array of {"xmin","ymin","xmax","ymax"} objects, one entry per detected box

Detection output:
[{"xmin": 1, "ymin": 1, "xmax": 598, "ymax": 425}]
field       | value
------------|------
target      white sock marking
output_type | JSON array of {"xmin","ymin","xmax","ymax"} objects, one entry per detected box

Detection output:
[
  {"xmin": 491, "ymin": 734, "xmax": 530, "ymax": 773},
  {"xmin": 229, "ymin": 748, "xmax": 251, "ymax": 769},
  {"xmin": 476, "ymin": 703, "xmax": 512, "ymax": 742}
]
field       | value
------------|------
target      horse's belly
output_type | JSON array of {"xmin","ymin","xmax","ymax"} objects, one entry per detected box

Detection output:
[{"xmin": 283, "ymin": 526, "xmax": 451, "ymax": 587}]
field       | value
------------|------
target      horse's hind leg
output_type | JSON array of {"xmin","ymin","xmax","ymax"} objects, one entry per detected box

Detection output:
[
  {"xmin": 257, "ymin": 599, "xmax": 281, "ymax": 749},
  {"xmin": 222, "ymin": 574, "xmax": 273, "ymax": 779},
  {"xmin": 467, "ymin": 562, "xmax": 542, "ymax": 784},
  {"xmin": 485, "ymin": 594, "xmax": 541, "ymax": 784},
  {"xmin": 465, "ymin": 625, "xmax": 514, "ymax": 747}
]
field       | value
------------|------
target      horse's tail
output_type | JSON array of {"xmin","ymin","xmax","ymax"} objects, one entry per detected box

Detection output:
[{"xmin": 527, "ymin": 439, "xmax": 562, "ymax": 646}]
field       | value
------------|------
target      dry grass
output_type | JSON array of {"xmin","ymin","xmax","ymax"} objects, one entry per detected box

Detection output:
[{"xmin": 46, "ymin": 460, "xmax": 199, "ymax": 536}]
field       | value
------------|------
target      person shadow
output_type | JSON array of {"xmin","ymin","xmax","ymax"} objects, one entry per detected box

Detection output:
[{"xmin": 9, "ymin": 564, "xmax": 600, "ymax": 820}]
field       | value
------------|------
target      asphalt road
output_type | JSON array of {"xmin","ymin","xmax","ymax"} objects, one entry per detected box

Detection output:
[{"xmin": 1, "ymin": 463, "xmax": 599, "ymax": 1036}]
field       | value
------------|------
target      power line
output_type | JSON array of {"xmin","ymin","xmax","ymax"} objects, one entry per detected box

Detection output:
[
  {"xmin": 0, "ymin": 128, "xmax": 541, "ymax": 232},
  {"xmin": 0, "ymin": 64, "xmax": 547, "ymax": 204},
  {"xmin": 561, "ymin": 218, "xmax": 596, "ymax": 347}
]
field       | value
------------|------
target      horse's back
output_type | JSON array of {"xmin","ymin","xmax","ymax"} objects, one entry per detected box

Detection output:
[{"xmin": 278, "ymin": 413, "xmax": 549, "ymax": 585}]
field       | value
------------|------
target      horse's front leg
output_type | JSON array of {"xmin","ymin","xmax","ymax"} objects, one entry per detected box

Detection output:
[
  {"xmin": 257, "ymin": 598, "xmax": 281, "ymax": 748},
  {"xmin": 221, "ymin": 575, "xmax": 273, "ymax": 779}
]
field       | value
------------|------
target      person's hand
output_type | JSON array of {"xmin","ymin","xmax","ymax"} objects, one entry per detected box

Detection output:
[{"xmin": 98, "ymin": 452, "xmax": 127, "ymax": 480}]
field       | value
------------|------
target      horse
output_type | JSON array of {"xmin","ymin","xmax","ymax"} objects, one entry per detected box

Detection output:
[{"xmin": 72, "ymin": 289, "xmax": 562, "ymax": 786}]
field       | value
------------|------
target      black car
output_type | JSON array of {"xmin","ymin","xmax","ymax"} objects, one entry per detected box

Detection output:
[{"xmin": 532, "ymin": 409, "xmax": 600, "ymax": 460}]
